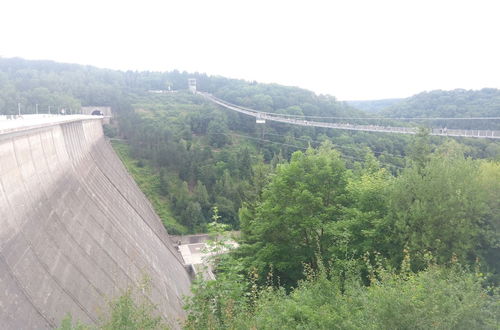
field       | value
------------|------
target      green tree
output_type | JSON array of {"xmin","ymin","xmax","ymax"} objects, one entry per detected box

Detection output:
[
  {"xmin": 184, "ymin": 207, "xmax": 249, "ymax": 330},
  {"xmin": 59, "ymin": 284, "xmax": 168, "ymax": 329},
  {"xmin": 242, "ymin": 142, "xmax": 350, "ymax": 287},
  {"xmin": 193, "ymin": 182, "xmax": 210, "ymax": 211},
  {"xmin": 207, "ymin": 120, "xmax": 230, "ymax": 148},
  {"xmin": 237, "ymin": 147, "xmax": 253, "ymax": 180},
  {"xmin": 388, "ymin": 142, "xmax": 489, "ymax": 270},
  {"xmin": 158, "ymin": 168, "xmax": 169, "ymax": 196},
  {"xmin": 408, "ymin": 127, "xmax": 432, "ymax": 171},
  {"xmin": 477, "ymin": 161, "xmax": 500, "ymax": 283},
  {"xmin": 184, "ymin": 257, "xmax": 500, "ymax": 330},
  {"xmin": 184, "ymin": 201, "xmax": 205, "ymax": 231},
  {"xmin": 330, "ymin": 164, "xmax": 392, "ymax": 271}
]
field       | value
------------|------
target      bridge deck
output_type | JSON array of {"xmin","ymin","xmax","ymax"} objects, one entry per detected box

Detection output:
[{"xmin": 200, "ymin": 93, "xmax": 500, "ymax": 139}]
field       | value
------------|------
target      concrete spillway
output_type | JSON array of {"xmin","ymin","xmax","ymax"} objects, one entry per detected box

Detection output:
[{"xmin": 0, "ymin": 116, "xmax": 191, "ymax": 329}]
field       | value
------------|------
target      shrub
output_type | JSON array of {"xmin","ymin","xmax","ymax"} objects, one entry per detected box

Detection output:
[{"xmin": 184, "ymin": 262, "xmax": 499, "ymax": 329}]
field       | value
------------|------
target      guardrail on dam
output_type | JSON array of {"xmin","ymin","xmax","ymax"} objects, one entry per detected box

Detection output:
[{"xmin": 0, "ymin": 115, "xmax": 191, "ymax": 329}]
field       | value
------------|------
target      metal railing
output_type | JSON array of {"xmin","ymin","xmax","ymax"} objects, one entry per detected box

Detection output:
[{"xmin": 201, "ymin": 92, "xmax": 500, "ymax": 139}]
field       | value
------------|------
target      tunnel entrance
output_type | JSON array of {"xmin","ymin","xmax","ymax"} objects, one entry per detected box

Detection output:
[{"xmin": 91, "ymin": 110, "xmax": 103, "ymax": 116}]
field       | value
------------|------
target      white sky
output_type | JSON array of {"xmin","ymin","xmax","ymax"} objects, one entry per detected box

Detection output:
[{"xmin": 1, "ymin": 0, "xmax": 500, "ymax": 100}]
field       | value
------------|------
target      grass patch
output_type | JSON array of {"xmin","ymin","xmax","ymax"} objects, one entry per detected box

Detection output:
[{"xmin": 111, "ymin": 140, "xmax": 188, "ymax": 235}]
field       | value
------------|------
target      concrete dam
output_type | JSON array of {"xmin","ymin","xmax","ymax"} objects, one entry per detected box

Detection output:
[{"xmin": 0, "ymin": 116, "xmax": 191, "ymax": 329}]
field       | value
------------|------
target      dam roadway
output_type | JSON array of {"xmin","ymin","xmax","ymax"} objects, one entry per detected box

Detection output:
[{"xmin": 0, "ymin": 115, "xmax": 191, "ymax": 329}]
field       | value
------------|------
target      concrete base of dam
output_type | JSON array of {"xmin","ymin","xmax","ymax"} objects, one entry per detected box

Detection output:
[{"xmin": 0, "ymin": 116, "xmax": 191, "ymax": 329}]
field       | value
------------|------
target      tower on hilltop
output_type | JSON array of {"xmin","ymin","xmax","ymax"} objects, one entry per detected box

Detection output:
[{"xmin": 188, "ymin": 78, "xmax": 197, "ymax": 94}]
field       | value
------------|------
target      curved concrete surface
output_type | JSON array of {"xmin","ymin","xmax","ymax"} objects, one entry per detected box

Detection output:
[{"xmin": 0, "ymin": 116, "xmax": 191, "ymax": 329}]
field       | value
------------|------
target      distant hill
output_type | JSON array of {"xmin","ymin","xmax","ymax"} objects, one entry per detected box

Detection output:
[
  {"xmin": 0, "ymin": 57, "xmax": 364, "ymax": 119},
  {"xmin": 383, "ymin": 89, "xmax": 500, "ymax": 129},
  {"xmin": 1, "ymin": 57, "xmax": 498, "ymax": 130},
  {"xmin": 348, "ymin": 89, "xmax": 500, "ymax": 129},
  {"xmin": 383, "ymin": 89, "xmax": 500, "ymax": 118},
  {"xmin": 346, "ymin": 98, "xmax": 403, "ymax": 113}
]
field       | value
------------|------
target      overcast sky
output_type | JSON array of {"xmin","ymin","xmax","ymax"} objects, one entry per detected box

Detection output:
[{"xmin": 1, "ymin": 0, "xmax": 500, "ymax": 100}]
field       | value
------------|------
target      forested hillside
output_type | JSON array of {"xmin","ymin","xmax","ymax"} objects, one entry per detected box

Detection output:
[
  {"xmin": 0, "ymin": 57, "xmax": 366, "ymax": 119},
  {"xmin": 355, "ymin": 89, "xmax": 500, "ymax": 130},
  {"xmin": 185, "ymin": 138, "xmax": 500, "ymax": 329},
  {"xmin": 116, "ymin": 90, "xmax": 414, "ymax": 234},
  {"xmin": 346, "ymin": 98, "xmax": 402, "ymax": 113},
  {"xmin": 385, "ymin": 88, "xmax": 500, "ymax": 118},
  {"xmin": 2, "ymin": 57, "xmax": 499, "ymax": 229},
  {"xmin": 1, "ymin": 58, "xmax": 499, "ymax": 329}
]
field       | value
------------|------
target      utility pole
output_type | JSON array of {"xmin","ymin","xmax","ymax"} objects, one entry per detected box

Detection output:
[
  {"xmin": 48, "ymin": 106, "xmax": 51, "ymax": 114},
  {"xmin": 18, "ymin": 103, "xmax": 21, "ymax": 116},
  {"xmin": 36, "ymin": 104, "xmax": 38, "ymax": 115}
]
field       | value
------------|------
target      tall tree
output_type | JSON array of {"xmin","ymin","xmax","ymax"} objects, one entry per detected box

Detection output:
[
  {"xmin": 242, "ymin": 142, "xmax": 350, "ymax": 287},
  {"xmin": 388, "ymin": 141, "xmax": 488, "ymax": 270}
]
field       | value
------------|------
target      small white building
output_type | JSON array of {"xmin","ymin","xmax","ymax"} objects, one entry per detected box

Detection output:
[{"xmin": 173, "ymin": 233, "xmax": 239, "ymax": 280}]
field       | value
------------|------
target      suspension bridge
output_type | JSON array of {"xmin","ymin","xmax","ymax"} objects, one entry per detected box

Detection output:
[{"xmin": 199, "ymin": 92, "xmax": 500, "ymax": 139}]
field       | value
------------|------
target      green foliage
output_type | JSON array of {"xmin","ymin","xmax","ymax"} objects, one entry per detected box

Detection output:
[
  {"xmin": 112, "ymin": 140, "xmax": 188, "ymax": 234},
  {"xmin": 98, "ymin": 289, "xmax": 167, "ymax": 330},
  {"xmin": 58, "ymin": 285, "xmax": 168, "ymax": 330},
  {"xmin": 183, "ymin": 258, "xmax": 249, "ymax": 330},
  {"xmin": 331, "ymin": 163, "xmax": 392, "ymax": 266},
  {"xmin": 240, "ymin": 142, "xmax": 351, "ymax": 287},
  {"xmin": 388, "ymin": 141, "xmax": 494, "ymax": 270},
  {"xmin": 103, "ymin": 124, "xmax": 117, "ymax": 138},
  {"xmin": 184, "ymin": 201, "xmax": 205, "ymax": 231},
  {"xmin": 238, "ymin": 136, "xmax": 500, "ymax": 291},
  {"xmin": 184, "ymin": 207, "xmax": 248, "ymax": 330},
  {"xmin": 382, "ymin": 88, "xmax": 500, "ymax": 130},
  {"xmin": 347, "ymin": 98, "xmax": 403, "ymax": 113},
  {"xmin": 6, "ymin": 56, "xmax": 500, "ymax": 329},
  {"xmin": 184, "ymin": 259, "xmax": 499, "ymax": 330},
  {"xmin": 115, "ymin": 92, "xmax": 269, "ymax": 231},
  {"xmin": 206, "ymin": 206, "xmax": 230, "ymax": 237},
  {"xmin": 207, "ymin": 120, "xmax": 230, "ymax": 147},
  {"xmin": 59, "ymin": 314, "xmax": 89, "ymax": 330},
  {"xmin": 477, "ymin": 161, "xmax": 500, "ymax": 284},
  {"xmin": 352, "ymin": 266, "xmax": 498, "ymax": 329},
  {"xmin": 408, "ymin": 127, "xmax": 432, "ymax": 170}
]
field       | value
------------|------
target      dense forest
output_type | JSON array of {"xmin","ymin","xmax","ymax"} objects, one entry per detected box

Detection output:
[
  {"xmin": 349, "ymin": 89, "xmax": 500, "ymax": 130},
  {"xmin": 346, "ymin": 98, "xmax": 402, "ymax": 113},
  {"xmin": 1, "ymin": 57, "xmax": 499, "ymax": 329}
]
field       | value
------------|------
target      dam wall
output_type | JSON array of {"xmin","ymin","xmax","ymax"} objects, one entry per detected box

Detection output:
[{"xmin": 0, "ymin": 117, "xmax": 191, "ymax": 329}]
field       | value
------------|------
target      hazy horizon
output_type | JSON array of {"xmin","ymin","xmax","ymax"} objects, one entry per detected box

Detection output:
[{"xmin": 2, "ymin": 0, "xmax": 499, "ymax": 100}]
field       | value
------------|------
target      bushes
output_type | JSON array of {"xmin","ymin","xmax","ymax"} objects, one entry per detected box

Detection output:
[
  {"xmin": 59, "ymin": 287, "xmax": 168, "ymax": 330},
  {"xmin": 185, "ymin": 262, "xmax": 499, "ymax": 329},
  {"xmin": 354, "ymin": 266, "xmax": 498, "ymax": 329}
]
